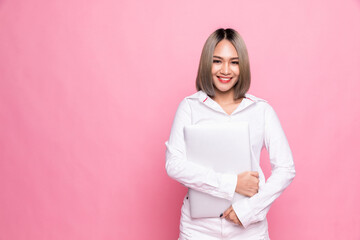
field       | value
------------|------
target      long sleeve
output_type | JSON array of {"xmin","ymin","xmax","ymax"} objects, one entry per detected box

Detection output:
[
  {"xmin": 165, "ymin": 98, "xmax": 237, "ymax": 200},
  {"xmin": 232, "ymin": 104, "xmax": 296, "ymax": 228}
]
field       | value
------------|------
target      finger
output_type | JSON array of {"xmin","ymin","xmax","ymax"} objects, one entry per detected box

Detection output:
[
  {"xmin": 247, "ymin": 188, "xmax": 257, "ymax": 196},
  {"xmin": 225, "ymin": 210, "xmax": 233, "ymax": 221},
  {"xmin": 224, "ymin": 211, "xmax": 232, "ymax": 220},
  {"xmin": 250, "ymin": 171, "xmax": 259, "ymax": 178},
  {"xmin": 244, "ymin": 190, "xmax": 254, "ymax": 197},
  {"xmin": 252, "ymin": 188, "xmax": 259, "ymax": 195},
  {"xmin": 232, "ymin": 218, "xmax": 241, "ymax": 225},
  {"xmin": 222, "ymin": 206, "xmax": 233, "ymax": 218},
  {"xmin": 229, "ymin": 211, "xmax": 241, "ymax": 225},
  {"xmin": 227, "ymin": 211, "xmax": 239, "ymax": 225},
  {"xmin": 224, "ymin": 206, "xmax": 233, "ymax": 217}
]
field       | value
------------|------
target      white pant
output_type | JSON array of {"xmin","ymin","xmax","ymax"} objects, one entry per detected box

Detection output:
[{"xmin": 178, "ymin": 194, "xmax": 270, "ymax": 240}]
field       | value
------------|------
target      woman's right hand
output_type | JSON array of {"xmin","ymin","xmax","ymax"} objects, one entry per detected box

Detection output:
[{"xmin": 235, "ymin": 171, "xmax": 259, "ymax": 197}]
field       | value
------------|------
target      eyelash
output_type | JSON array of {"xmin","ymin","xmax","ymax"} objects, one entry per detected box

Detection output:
[{"xmin": 213, "ymin": 60, "xmax": 239, "ymax": 64}]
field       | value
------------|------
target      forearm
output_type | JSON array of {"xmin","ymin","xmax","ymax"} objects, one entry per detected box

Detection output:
[
  {"xmin": 165, "ymin": 141, "xmax": 237, "ymax": 200},
  {"xmin": 232, "ymin": 164, "xmax": 295, "ymax": 228},
  {"xmin": 232, "ymin": 104, "xmax": 296, "ymax": 228}
]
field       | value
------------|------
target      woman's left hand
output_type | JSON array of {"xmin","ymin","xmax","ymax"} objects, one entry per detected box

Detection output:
[{"xmin": 221, "ymin": 206, "xmax": 243, "ymax": 226}]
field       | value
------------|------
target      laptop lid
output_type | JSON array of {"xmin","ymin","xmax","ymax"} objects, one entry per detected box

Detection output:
[{"xmin": 184, "ymin": 121, "xmax": 252, "ymax": 218}]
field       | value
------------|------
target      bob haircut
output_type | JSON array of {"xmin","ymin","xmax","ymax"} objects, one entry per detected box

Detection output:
[{"xmin": 196, "ymin": 28, "xmax": 251, "ymax": 100}]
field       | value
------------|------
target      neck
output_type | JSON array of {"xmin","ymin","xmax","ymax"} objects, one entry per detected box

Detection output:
[{"xmin": 212, "ymin": 88, "xmax": 236, "ymax": 104}]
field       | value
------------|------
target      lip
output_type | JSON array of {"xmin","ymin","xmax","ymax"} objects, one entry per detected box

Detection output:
[{"xmin": 217, "ymin": 76, "xmax": 232, "ymax": 83}]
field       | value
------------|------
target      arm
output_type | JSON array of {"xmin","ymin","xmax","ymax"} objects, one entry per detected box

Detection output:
[
  {"xmin": 232, "ymin": 104, "xmax": 296, "ymax": 228},
  {"xmin": 165, "ymin": 98, "xmax": 237, "ymax": 200}
]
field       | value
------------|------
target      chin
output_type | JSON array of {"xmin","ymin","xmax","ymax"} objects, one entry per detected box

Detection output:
[
  {"xmin": 214, "ymin": 85, "xmax": 234, "ymax": 93},
  {"xmin": 214, "ymin": 83, "xmax": 236, "ymax": 93}
]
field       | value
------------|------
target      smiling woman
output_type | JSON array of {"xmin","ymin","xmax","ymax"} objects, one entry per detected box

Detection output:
[
  {"xmin": 165, "ymin": 28, "xmax": 295, "ymax": 240},
  {"xmin": 196, "ymin": 28, "xmax": 251, "ymax": 101}
]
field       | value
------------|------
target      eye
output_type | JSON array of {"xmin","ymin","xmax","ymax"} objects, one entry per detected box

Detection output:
[
  {"xmin": 213, "ymin": 60, "xmax": 221, "ymax": 63},
  {"xmin": 232, "ymin": 61, "xmax": 239, "ymax": 65}
]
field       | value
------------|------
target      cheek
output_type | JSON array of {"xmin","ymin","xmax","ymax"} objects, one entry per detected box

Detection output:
[
  {"xmin": 212, "ymin": 64, "xmax": 221, "ymax": 75},
  {"xmin": 231, "ymin": 66, "xmax": 240, "ymax": 75}
]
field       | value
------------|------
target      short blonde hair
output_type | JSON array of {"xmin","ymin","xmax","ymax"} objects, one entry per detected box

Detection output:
[{"xmin": 196, "ymin": 28, "xmax": 251, "ymax": 100}]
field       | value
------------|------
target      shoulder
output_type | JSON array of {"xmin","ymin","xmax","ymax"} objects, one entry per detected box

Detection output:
[
  {"xmin": 245, "ymin": 93, "xmax": 272, "ymax": 109},
  {"xmin": 174, "ymin": 91, "xmax": 204, "ymax": 113},
  {"xmin": 245, "ymin": 93, "xmax": 280, "ymax": 120},
  {"xmin": 184, "ymin": 90, "xmax": 207, "ymax": 102},
  {"xmin": 177, "ymin": 90, "xmax": 207, "ymax": 107},
  {"xmin": 245, "ymin": 93, "xmax": 267, "ymax": 103}
]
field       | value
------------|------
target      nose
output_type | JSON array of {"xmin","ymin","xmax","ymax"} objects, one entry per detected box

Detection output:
[{"xmin": 220, "ymin": 62, "xmax": 230, "ymax": 75}]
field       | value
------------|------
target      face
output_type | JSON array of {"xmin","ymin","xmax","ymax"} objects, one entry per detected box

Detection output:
[{"xmin": 212, "ymin": 39, "xmax": 240, "ymax": 94}]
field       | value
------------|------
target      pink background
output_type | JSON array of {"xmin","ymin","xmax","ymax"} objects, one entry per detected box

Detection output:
[{"xmin": 1, "ymin": 0, "xmax": 360, "ymax": 239}]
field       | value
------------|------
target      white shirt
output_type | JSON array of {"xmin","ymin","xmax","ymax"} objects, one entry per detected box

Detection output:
[{"xmin": 165, "ymin": 90, "xmax": 295, "ymax": 229}]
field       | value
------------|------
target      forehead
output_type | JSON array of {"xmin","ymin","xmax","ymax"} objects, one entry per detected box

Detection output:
[{"xmin": 213, "ymin": 39, "xmax": 238, "ymax": 57}]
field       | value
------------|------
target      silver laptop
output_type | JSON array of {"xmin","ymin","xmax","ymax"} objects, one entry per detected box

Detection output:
[{"xmin": 184, "ymin": 121, "xmax": 252, "ymax": 218}]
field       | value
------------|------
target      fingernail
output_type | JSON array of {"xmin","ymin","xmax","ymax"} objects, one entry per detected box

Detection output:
[{"xmin": 219, "ymin": 213, "xmax": 223, "ymax": 218}]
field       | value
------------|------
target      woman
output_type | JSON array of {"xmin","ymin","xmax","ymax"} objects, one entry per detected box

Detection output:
[{"xmin": 165, "ymin": 28, "xmax": 295, "ymax": 240}]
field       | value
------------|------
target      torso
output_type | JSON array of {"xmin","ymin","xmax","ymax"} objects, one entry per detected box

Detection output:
[{"xmin": 180, "ymin": 91, "xmax": 270, "ymax": 239}]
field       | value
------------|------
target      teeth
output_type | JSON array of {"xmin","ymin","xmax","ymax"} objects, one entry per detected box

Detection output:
[{"xmin": 219, "ymin": 77, "xmax": 231, "ymax": 80}]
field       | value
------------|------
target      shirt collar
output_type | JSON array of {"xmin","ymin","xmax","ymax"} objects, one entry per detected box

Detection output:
[
  {"xmin": 187, "ymin": 90, "xmax": 267, "ymax": 115},
  {"xmin": 188, "ymin": 90, "xmax": 266, "ymax": 103}
]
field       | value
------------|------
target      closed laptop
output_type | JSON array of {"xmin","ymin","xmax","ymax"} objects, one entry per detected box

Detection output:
[{"xmin": 184, "ymin": 122, "xmax": 252, "ymax": 218}]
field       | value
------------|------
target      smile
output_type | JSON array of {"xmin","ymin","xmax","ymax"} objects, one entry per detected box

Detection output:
[{"xmin": 217, "ymin": 76, "xmax": 232, "ymax": 83}]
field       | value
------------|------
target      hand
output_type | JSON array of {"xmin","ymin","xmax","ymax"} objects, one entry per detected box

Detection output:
[
  {"xmin": 235, "ymin": 171, "xmax": 259, "ymax": 197},
  {"xmin": 221, "ymin": 206, "xmax": 242, "ymax": 226}
]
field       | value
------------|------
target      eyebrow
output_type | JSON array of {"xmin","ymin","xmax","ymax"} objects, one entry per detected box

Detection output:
[{"xmin": 213, "ymin": 56, "xmax": 239, "ymax": 60}]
